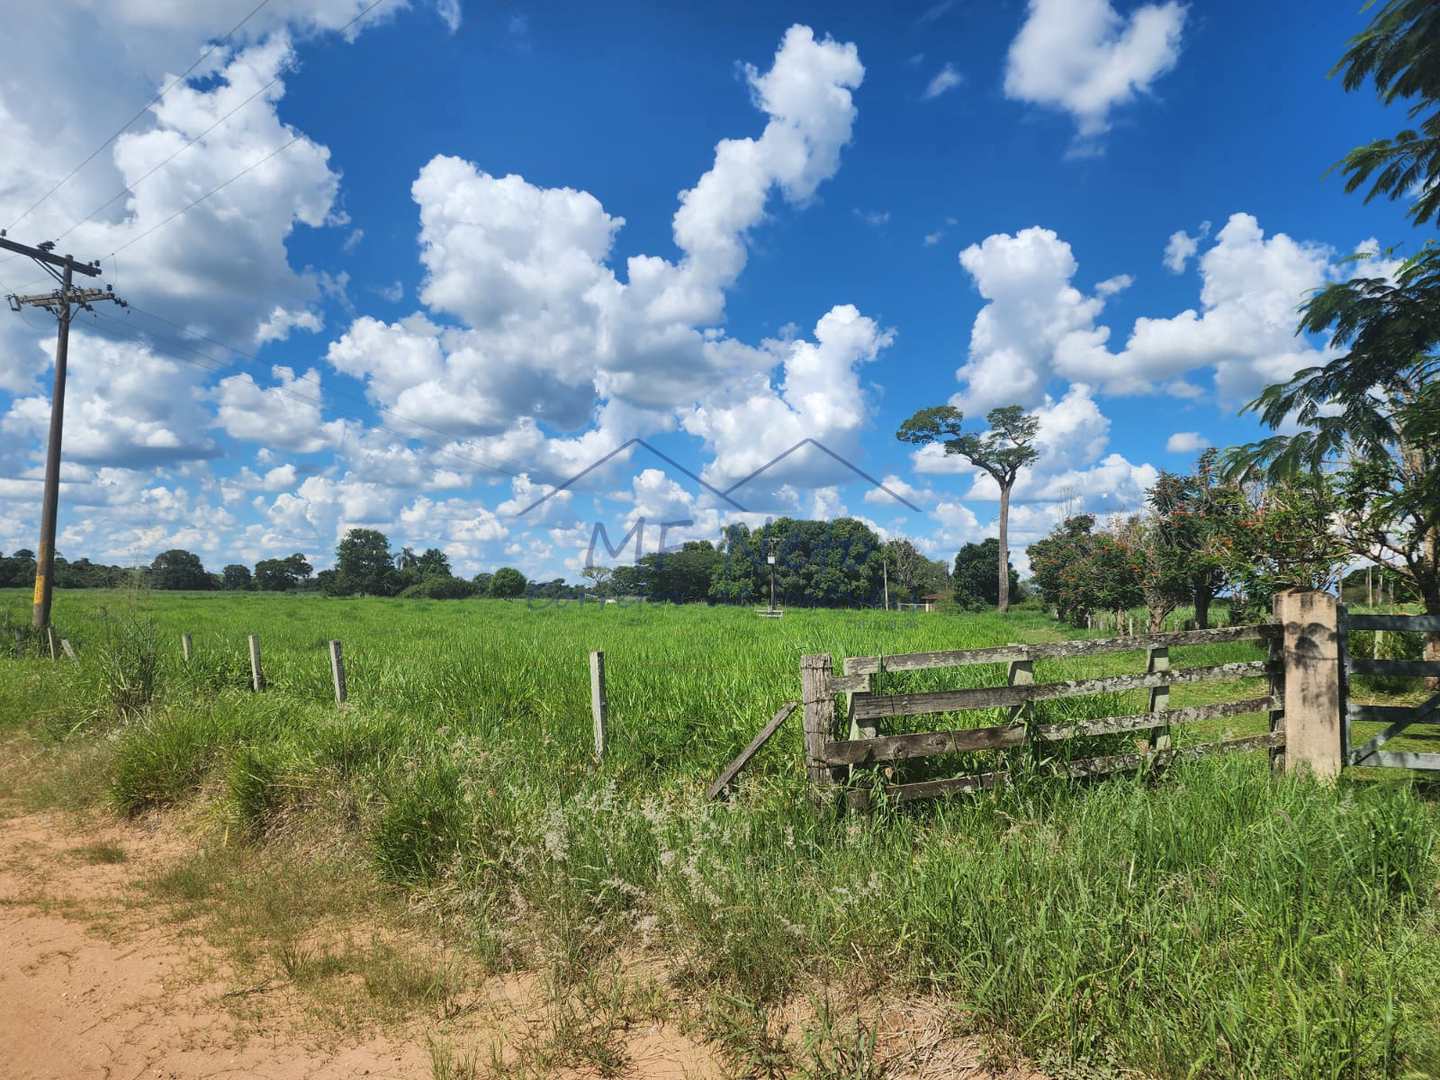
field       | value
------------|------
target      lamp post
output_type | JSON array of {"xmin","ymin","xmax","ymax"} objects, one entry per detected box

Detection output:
[{"xmin": 767, "ymin": 537, "xmax": 779, "ymax": 612}]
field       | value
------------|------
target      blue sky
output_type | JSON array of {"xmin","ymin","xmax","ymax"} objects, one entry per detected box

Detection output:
[{"xmin": 0, "ymin": 0, "xmax": 1417, "ymax": 580}]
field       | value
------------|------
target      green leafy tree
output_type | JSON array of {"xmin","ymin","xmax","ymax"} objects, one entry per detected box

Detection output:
[
  {"xmin": 150, "ymin": 549, "xmax": 212, "ymax": 590},
  {"xmin": 1147, "ymin": 452, "xmax": 1231, "ymax": 628},
  {"xmin": 284, "ymin": 552, "xmax": 313, "ymax": 584},
  {"xmin": 1029, "ymin": 515, "xmax": 1101, "ymax": 626},
  {"xmin": 898, "ymin": 404, "xmax": 1039, "ymax": 612},
  {"xmin": 581, "ymin": 564, "xmax": 613, "ymax": 599},
  {"xmin": 1223, "ymin": 1, "xmax": 1440, "ymax": 669},
  {"xmin": 471, "ymin": 571, "xmax": 494, "ymax": 596},
  {"xmin": 415, "ymin": 548, "xmax": 452, "ymax": 578},
  {"xmin": 489, "ymin": 566, "xmax": 527, "ymax": 598},
  {"xmin": 1207, "ymin": 475, "xmax": 1349, "ymax": 621},
  {"xmin": 952, "ymin": 540, "xmax": 1018, "ymax": 611},
  {"xmin": 335, "ymin": 529, "xmax": 399, "ymax": 596},
  {"xmin": 221, "ymin": 564, "xmax": 253, "ymax": 591},
  {"xmin": 255, "ymin": 559, "xmax": 296, "ymax": 591}
]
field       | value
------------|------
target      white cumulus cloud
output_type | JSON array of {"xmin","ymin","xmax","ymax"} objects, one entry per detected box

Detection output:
[{"xmin": 1004, "ymin": 0, "xmax": 1186, "ymax": 142}]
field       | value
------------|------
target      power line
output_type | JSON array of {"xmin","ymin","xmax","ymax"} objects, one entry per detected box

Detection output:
[
  {"xmin": 4, "ymin": 0, "xmax": 275, "ymax": 232},
  {"xmin": 53, "ymin": 75, "xmax": 281, "ymax": 245},
  {"xmin": 52, "ymin": 0, "xmax": 399, "ymax": 249},
  {"xmin": 104, "ymin": 136, "xmax": 302, "ymax": 259}
]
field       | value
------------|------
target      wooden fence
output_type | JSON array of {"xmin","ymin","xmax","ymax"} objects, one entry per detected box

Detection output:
[{"xmin": 803, "ymin": 621, "xmax": 1285, "ymax": 809}]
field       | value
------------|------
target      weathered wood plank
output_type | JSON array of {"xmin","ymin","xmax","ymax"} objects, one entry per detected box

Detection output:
[
  {"xmin": 1354, "ymin": 750, "xmax": 1440, "ymax": 771},
  {"xmin": 1063, "ymin": 732, "xmax": 1285, "ymax": 778},
  {"xmin": 880, "ymin": 769, "xmax": 1007, "ymax": 804},
  {"xmin": 843, "ymin": 624, "xmax": 1277, "ymax": 675},
  {"xmin": 708, "ymin": 702, "xmax": 798, "ymax": 800},
  {"xmin": 1346, "ymin": 658, "xmax": 1440, "ymax": 678},
  {"xmin": 828, "ymin": 673, "xmax": 872, "ymax": 693},
  {"xmin": 852, "ymin": 660, "xmax": 1273, "ymax": 722},
  {"xmin": 1034, "ymin": 697, "xmax": 1277, "ymax": 741},
  {"xmin": 821, "ymin": 722, "xmax": 1025, "ymax": 766},
  {"xmin": 801, "ymin": 654, "xmax": 837, "ymax": 795},
  {"xmin": 844, "ymin": 645, "xmax": 1027, "ymax": 675},
  {"xmin": 873, "ymin": 732, "xmax": 1285, "ymax": 806},
  {"xmin": 1343, "ymin": 613, "xmax": 1440, "ymax": 632}
]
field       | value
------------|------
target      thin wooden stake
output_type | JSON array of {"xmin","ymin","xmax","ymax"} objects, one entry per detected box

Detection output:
[
  {"xmin": 589, "ymin": 650, "xmax": 607, "ymax": 760},
  {"xmin": 60, "ymin": 638, "xmax": 77, "ymax": 661},
  {"xmin": 46, "ymin": 626, "xmax": 58, "ymax": 661},
  {"xmin": 248, "ymin": 634, "xmax": 265, "ymax": 692},
  {"xmin": 329, "ymin": 639, "xmax": 347, "ymax": 706},
  {"xmin": 708, "ymin": 702, "xmax": 798, "ymax": 800},
  {"xmin": 181, "ymin": 632, "xmax": 193, "ymax": 662}
]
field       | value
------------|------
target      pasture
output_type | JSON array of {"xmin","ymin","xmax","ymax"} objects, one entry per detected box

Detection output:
[{"xmin": 3, "ymin": 588, "xmax": 1440, "ymax": 1078}]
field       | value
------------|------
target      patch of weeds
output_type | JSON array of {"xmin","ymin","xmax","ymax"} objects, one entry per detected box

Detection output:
[
  {"xmin": 429, "ymin": 1037, "xmax": 481, "ymax": 1080},
  {"xmin": 72, "ymin": 841, "xmax": 127, "ymax": 864},
  {"xmin": 273, "ymin": 940, "xmax": 349, "ymax": 985},
  {"xmin": 698, "ymin": 990, "xmax": 793, "ymax": 1079},
  {"xmin": 800, "ymin": 996, "xmax": 886, "ymax": 1080},
  {"xmin": 357, "ymin": 940, "xmax": 462, "ymax": 1012},
  {"xmin": 371, "ymin": 757, "xmax": 469, "ymax": 885}
]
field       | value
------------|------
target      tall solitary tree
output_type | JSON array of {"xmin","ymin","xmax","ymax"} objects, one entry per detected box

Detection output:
[{"xmin": 898, "ymin": 404, "xmax": 1039, "ymax": 612}]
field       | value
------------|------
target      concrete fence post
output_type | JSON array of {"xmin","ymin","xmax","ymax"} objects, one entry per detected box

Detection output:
[
  {"xmin": 589, "ymin": 650, "xmax": 607, "ymax": 761},
  {"xmin": 248, "ymin": 634, "xmax": 265, "ymax": 692},
  {"xmin": 1274, "ymin": 588, "xmax": 1342, "ymax": 779},
  {"xmin": 329, "ymin": 639, "xmax": 348, "ymax": 706}
]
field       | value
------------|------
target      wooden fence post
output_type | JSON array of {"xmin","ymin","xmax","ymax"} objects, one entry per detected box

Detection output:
[
  {"xmin": 248, "ymin": 634, "xmax": 265, "ymax": 692},
  {"xmin": 801, "ymin": 654, "xmax": 836, "ymax": 804},
  {"xmin": 1267, "ymin": 622, "xmax": 1286, "ymax": 773},
  {"xmin": 1147, "ymin": 646, "xmax": 1171, "ymax": 752},
  {"xmin": 1274, "ymin": 589, "xmax": 1341, "ymax": 779},
  {"xmin": 181, "ymin": 632, "xmax": 193, "ymax": 662},
  {"xmin": 590, "ymin": 650, "xmax": 607, "ymax": 760},
  {"xmin": 329, "ymin": 639, "xmax": 347, "ymax": 706}
]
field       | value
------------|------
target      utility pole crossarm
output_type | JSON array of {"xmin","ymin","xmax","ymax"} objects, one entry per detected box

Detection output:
[
  {"xmin": 9, "ymin": 287, "xmax": 120, "ymax": 314},
  {"xmin": 0, "ymin": 234, "xmax": 102, "ymax": 276}
]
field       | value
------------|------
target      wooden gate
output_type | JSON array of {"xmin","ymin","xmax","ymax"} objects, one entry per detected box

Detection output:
[
  {"xmin": 801, "ymin": 623, "xmax": 1286, "ymax": 809},
  {"xmin": 1341, "ymin": 610, "xmax": 1440, "ymax": 772}
]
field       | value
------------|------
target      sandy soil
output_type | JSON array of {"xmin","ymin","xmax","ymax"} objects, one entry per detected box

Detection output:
[
  {"xmin": 0, "ymin": 811, "xmax": 721, "ymax": 1080},
  {"xmin": 0, "ymin": 810, "xmax": 1037, "ymax": 1080}
]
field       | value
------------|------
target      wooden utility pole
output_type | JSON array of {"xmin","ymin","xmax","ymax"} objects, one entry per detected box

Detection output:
[{"xmin": 3, "ymin": 233, "xmax": 126, "ymax": 630}]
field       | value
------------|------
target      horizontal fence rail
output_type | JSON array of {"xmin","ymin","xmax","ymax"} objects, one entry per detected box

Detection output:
[
  {"xmin": 842, "ymin": 624, "xmax": 1279, "ymax": 677},
  {"xmin": 850, "ymin": 661, "xmax": 1274, "ymax": 723}
]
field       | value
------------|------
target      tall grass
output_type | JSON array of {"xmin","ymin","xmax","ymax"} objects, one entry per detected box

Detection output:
[{"xmin": 3, "ymin": 588, "xmax": 1439, "ymax": 1076}]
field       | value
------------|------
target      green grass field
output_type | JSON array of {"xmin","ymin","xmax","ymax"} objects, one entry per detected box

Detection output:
[{"xmin": 3, "ymin": 588, "xmax": 1439, "ymax": 1078}]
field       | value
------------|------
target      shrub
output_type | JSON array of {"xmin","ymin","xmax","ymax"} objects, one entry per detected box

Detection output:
[{"xmin": 398, "ymin": 576, "xmax": 477, "ymax": 600}]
